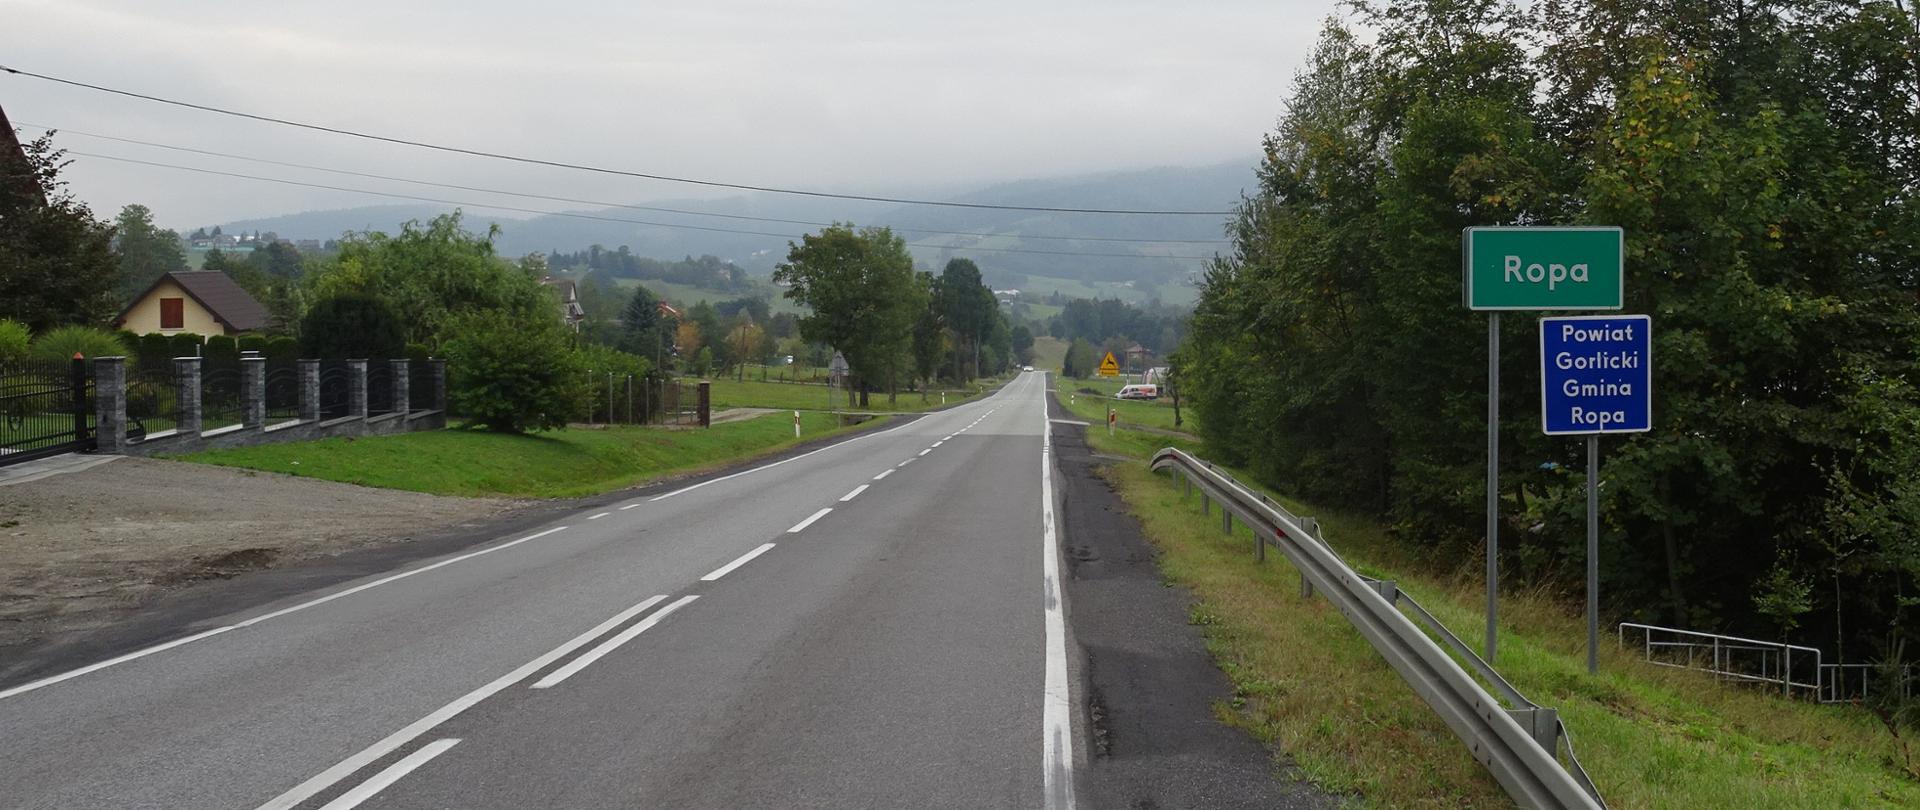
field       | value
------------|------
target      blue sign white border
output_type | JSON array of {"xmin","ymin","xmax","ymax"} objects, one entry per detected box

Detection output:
[
  {"xmin": 1537, "ymin": 313, "xmax": 1652, "ymax": 436},
  {"xmin": 1463, "ymin": 225, "xmax": 1627, "ymax": 311}
]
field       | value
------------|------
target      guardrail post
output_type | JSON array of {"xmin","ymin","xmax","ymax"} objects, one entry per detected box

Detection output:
[
  {"xmin": 1222, "ymin": 510, "xmax": 1232, "ymax": 534},
  {"xmin": 1201, "ymin": 492, "xmax": 1210, "ymax": 516}
]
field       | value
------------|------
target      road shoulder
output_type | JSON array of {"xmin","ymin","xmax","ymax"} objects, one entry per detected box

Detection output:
[{"xmin": 1049, "ymin": 396, "xmax": 1332, "ymax": 809}]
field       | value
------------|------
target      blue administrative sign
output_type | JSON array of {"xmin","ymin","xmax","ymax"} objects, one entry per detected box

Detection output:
[{"xmin": 1539, "ymin": 315, "xmax": 1652, "ymax": 435}]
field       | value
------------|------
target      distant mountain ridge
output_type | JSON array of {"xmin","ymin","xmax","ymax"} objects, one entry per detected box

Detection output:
[{"xmin": 215, "ymin": 160, "xmax": 1254, "ymax": 304}]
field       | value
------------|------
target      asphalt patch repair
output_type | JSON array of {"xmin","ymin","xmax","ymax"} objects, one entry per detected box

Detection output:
[{"xmin": 1049, "ymin": 399, "xmax": 1332, "ymax": 809}]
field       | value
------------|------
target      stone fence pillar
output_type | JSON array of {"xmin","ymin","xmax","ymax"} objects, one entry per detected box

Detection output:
[
  {"xmin": 391, "ymin": 359, "xmax": 410, "ymax": 417},
  {"xmin": 242, "ymin": 355, "xmax": 266, "ymax": 428},
  {"xmin": 94, "ymin": 357, "xmax": 127, "ymax": 454},
  {"xmin": 174, "ymin": 356, "xmax": 202, "ymax": 437},
  {"xmin": 348, "ymin": 360, "xmax": 368, "ymax": 419},
  {"xmin": 298, "ymin": 360, "xmax": 320, "ymax": 422},
  {"xmin": 430, "ymin": 359, "xmax": 448, "ymax": 411}
]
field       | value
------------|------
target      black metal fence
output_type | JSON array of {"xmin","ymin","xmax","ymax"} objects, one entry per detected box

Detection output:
[
  {"xmin": 201, "ymin": 361, "xmax": 245, "ymax": 431},
  {"xmin": 0, "ymin": 360, "xmax": 93, "ymax": 465},
  {"xmin": 410, "ymin": 362, "xmax": 435, "ymax": 411},
  {"xmin": 124, "ymin": 362, "xmax": 178, "ymax": 440},
  {"xmin": 366, "ymin": 363, "xmax": 394, "ymax": 417},
  {"xmin": 317, "ymin": 361, "xmax": 351, "ymax": 420},
  {"xmin": 264, "ymin": 363, "xmax": 300, "ymax": 424}
]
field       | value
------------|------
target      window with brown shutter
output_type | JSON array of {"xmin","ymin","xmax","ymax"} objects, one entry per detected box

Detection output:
[{"xmin": 160, "ymin": 298, "xmax": 184, "ymax": 330}]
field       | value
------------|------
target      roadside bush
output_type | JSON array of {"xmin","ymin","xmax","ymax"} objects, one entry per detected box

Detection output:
[
  {"xmin": 28, "ymin": 325, "xmax": 130, "ymax": 362},
  {"xmin": 299, "ymin": 293, "xmax": 406, "ymax": 360},
  {"xmin": 439, "ymin": 310, "xmax": 583, "ymax": 433},
  {"xmin": 166, "ymin": 333, "xmax": 204, "ymax": 360},
  {"xmin": 574, "ymin": 342, "xmax": 652, "ymax": 421},
  {"xmin": 0, "ymin": 319, "xmax": 28, "ymax": 363},
  {"xmin": 264, "ymin": 336, "xmax": 299, "ymax": 366},
  {"xmin": 134, "ymin": 333, "xmax": 172, "ymax": 372},
  {"xmin": 203, "ymin": 334, "xmax": 240, "ymax": 373}
]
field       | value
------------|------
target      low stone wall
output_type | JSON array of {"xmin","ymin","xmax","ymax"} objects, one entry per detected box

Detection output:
[{"xmin": 92, "ymin": 356, "xmax": 448, "ymax": 458}]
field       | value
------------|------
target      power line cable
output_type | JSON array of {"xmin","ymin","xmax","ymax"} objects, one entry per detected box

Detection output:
[
  {"xmin": 2, "ymin": 64, "xmax": 1237, "ymax": 216},
  {"xmin": 16, "ymin": 122, "xmax": 1230, "ymax": 246},
  {"xmin": 67, "ymin": 150, "xmax": 1215, "ymax": 261}
]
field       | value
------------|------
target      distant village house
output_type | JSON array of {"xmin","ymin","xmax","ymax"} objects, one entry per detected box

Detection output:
[
  {"xmin": 115, "ymin": 271, "xmax": 270, "ymax": 336},
  {"xmin": 539, "ymin": 276, "xmax": 586, "ymax": 332}
]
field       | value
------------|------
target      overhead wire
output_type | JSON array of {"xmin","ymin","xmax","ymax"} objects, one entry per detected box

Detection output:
[
  {"xmin": 15, "ymin": 122, "xmax": 1231, "ymax": 246},
  {"xmin": 66, "ymin": 150, "xmax": 1216, "ymax": 261},
  {"xmin": 1, "ymin": 64, "xmax": 1237, "ymax": 216}
]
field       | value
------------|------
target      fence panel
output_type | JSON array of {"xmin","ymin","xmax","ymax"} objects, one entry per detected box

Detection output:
[
  {"xmin": 264, "ymin": 363, "xmax": 300, "ymax": 424},
  {"xmin": 124, "ymin": 362, "xmax": 177, "ymax": 439},
  {"xmin": 0, "ymin": 361, "xmax": 93, "ymax": 465},
  {"xmin": 367, "ymin": 363, "xmax": 394, "ymax": 417},
  {"xmin": 201, "ymin": 362, "xmax": 245, "ymax": 431},
  {"xmin": 318, "ymin": 361, "xmax": 351, "ymax": 420}
]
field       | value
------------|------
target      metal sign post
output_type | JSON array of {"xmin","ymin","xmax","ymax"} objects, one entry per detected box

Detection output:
[
  {"xmin": 1465, "ymin": 226, "xmax": 1623, "ymax": 663},
  {"xmin": 1540, "ymin": 313, "xmax": 1652, "ymax": 674}
]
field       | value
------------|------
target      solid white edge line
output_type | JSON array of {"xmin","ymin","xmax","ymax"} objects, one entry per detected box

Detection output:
[
  {"xmin": 786, "ymin": 507, "xmax": 833, "ymax": 533},
  {"xmin": 316, "ymin": 738, "xmax": 462, "ymax": 810},
  {"xmin": 530, "ymin": 595, "xmax": 699, "ymax": 689},
  {"xmin": 253, "ymin": 593, "xmax": 670, "ymax": 810},
  {"xmin": 648, "ymin": 415, "xmax": 926, "ymax": 502},
  {"xmin": 0, "ymin": 525, "xmax": 573, "ymax": 703},
  {"xmin": 1039, "ymin": 370, "xmax": 1076, "ymax": 808},
  {"xmin": 699, "ymin": 542, "xmax": 777, "ymax": 582},
  {"xmin": 0, "ymin": 626, "xmax": 237, "ymax": 701},
  {"xmin": 872, "ymin": 469, "xmax": 895, "ymax": 481},
  {"xmin": 587, "ymin": 512, "xmax": 610, "ymax": 520},
  {"xmin": 839, "ymin": 484, "xmax": 869, "ymax": 502}
]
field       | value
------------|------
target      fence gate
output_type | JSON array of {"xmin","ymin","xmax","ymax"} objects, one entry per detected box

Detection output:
[{"xmin": 0, "ymin": 359, "xmax": 94, "ymax": 466}]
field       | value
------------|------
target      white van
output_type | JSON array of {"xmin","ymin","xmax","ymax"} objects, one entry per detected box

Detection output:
[{"xmin": 1115, "ymin": 384, "xmax": 1158, "ymax": 400}]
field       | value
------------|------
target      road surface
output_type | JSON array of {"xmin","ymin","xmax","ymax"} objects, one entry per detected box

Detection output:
[{"xmin": 0, "ymin": 371, "xmax": 1082, "ymax": 809}]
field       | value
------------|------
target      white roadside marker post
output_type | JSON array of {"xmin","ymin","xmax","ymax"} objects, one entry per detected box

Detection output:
[{"xmin": 793, "ymin": 409, "xmax": 800, "ymax": 438}]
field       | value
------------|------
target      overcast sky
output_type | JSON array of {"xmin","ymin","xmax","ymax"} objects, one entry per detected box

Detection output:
[{"xmin": 2, "ymin": 0, "xmax": 1334, "ymax": 229}]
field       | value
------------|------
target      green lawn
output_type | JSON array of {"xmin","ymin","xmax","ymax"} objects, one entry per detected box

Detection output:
[
  {"xmin": 1056, "ymin": 374, "xmax": 1188, "ymax": 433},
  {"xmin": 707, "ymin": 377, "xmax": 995, "ymax": 413},
  {"xmin": 1071, "ymin": 389, "xmax": 1919, "ymax": 808},
  {"xmin": 176, "ymin": 411, "xmax": 869, "ymax": 498}
]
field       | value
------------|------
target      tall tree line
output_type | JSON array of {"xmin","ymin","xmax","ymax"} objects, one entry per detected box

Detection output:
[{"xmin": 1183, "ymin": 0, "xmax": 1920, "ymax": 660}]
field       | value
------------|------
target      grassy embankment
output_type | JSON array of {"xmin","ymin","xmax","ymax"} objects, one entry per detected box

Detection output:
[
  {"xmin": 179, "ymin": 411, "xmax": 868, "ymax": 499},
  {"xmin": 706, "ymin": 376, "xmax": 997, "ymax": 413},
  {"xmin": 1029, "ymin": 336, "xmax": 1069, "ymax": 373},
  {"xmin": 1064, "ymin": 387, "xmax": 1919, "ymax": 809}
]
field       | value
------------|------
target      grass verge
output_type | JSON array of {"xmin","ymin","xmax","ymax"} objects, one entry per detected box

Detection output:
[
  {"xmin": 1067, "ymin": 389, "xmax": 1919, "ymax": 808},
  {"xmin": 176, "ymin": 411, "xmax": 872, "ymax": 499},
  {"xmin": 707, "ymin": 376, "xmax": 998, "ymax": 413}
]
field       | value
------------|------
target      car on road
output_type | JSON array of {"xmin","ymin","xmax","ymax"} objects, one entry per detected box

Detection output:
[
  {"xmin": 1022, "ymin": 365, "xmax": 1034, "ymax": 372},
  {"xmin": 1115, "ymin": 384, "xmax": 1158, "ymax": 400}
]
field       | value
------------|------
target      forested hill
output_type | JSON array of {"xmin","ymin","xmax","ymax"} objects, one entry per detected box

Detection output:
[{"xmin": 210, "ymin": 159, "xmax": 1250, "ymax": 300}]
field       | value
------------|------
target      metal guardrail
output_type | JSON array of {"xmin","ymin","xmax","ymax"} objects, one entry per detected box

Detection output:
[{"xmin": 1150, "ymin": 448, "xmax": 1606, "ymax": 809}]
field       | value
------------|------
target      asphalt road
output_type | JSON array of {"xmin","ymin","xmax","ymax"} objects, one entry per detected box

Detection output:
[{"xmin": 0, "ymin": 371, "xmax": 1084, "ymax": 809}]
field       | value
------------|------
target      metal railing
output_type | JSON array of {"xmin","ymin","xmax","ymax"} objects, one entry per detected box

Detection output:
[
  {"xmin": 1618, "ymin": 622, "xmax": 1915, "ymax": 704},
  {"xmin": 1150, "ymin": 447, "xmax": 1606, "ymax": 810}
]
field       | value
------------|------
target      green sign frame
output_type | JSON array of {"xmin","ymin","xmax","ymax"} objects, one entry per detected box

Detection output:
[{"xmin": 1463, "ymin": 226, "xmax": 1624, "ymax": 311}]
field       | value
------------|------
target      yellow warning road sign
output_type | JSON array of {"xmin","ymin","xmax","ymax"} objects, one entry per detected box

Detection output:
[{"xmin": 1097, "ymin": 351, "xmax": 1120, "ymax": 377}]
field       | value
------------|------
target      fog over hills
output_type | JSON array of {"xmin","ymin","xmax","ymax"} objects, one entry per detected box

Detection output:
[{"xmin": 217, "ymin": 160, "xmax": 1252, "ymax": 303}]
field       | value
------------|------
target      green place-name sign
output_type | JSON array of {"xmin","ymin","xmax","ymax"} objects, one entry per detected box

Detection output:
[{"xmin": 1463, "ymin": 226, "xmax": 1624, "ymax": 310}]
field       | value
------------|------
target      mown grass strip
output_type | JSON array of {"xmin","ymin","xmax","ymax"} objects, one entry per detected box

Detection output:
[
  {"xmin": 706, "ymin": 377, "xmax": 995, "ymax": 413},
  {"xmin": 176, "ymin": 411, "xmax": 872, "ymax": 499}
]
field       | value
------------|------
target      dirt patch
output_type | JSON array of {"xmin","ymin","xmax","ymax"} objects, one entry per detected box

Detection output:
[{"xmin": 0, "ymin": 456, "xmax": 524, "ymax": 652}]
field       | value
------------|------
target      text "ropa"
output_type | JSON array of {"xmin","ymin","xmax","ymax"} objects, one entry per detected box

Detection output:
[{"xmin": 1503, "ymin": 255, "xmax": 1590, "ymax": 291}]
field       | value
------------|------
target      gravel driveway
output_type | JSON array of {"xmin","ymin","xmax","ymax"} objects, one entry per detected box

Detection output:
[{"xmin": 0, "ymin": 456, "xmax": 524, "ymax": 655}]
